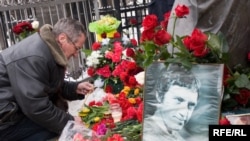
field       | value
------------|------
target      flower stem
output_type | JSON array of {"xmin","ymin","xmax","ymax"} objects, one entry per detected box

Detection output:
[{"xmin": 171, "ymin": 17, "xmax": 177, "ymax": 57}]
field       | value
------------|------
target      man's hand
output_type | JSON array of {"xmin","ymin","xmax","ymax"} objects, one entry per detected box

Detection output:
[{"xmin": 76, "ymin": 82, "xmax": 94, "ymax": 95}]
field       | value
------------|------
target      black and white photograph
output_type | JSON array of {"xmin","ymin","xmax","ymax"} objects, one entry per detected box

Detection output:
[{"xmin": 142, "ymin": 62, "xmax": 224, "ymax": 141}]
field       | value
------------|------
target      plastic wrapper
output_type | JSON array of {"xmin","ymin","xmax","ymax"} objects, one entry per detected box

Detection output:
[{"xmin": 58, "ymin": 120, "xmax": 101, "ymax": 141}]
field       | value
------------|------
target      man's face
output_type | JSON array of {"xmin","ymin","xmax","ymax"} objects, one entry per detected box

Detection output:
[
  {"xmin": 59, "ymin": 33, "xmax": 86, "ymax": 59},
  {"xmin": 159, "ymin": 85, "xmax": 198, "ymax": 131}
]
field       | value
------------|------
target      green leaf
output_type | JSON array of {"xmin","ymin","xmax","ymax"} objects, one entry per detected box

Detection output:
[
  {"xmin": 166, "ymin": 57, "xmax": 192, "ymax": 69},
  {"xmin": 235, "ymin": 74, "xmax": 250, "ymax": 88},
  {"xmin": 143, "ymin": 55, "xmax": 153, "ymax": 67},
  {"xmin": 143, "ymin": 42, "xmax": 156, "ymax": 56}
]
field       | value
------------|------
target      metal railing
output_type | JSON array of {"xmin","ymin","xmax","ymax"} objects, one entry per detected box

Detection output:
[{"xmin": 0, "ymin": 0, "xmax": 151, "ymax": 79}]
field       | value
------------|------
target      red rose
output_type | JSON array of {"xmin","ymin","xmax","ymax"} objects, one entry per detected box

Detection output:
[
  {"xmin": 12, "ymin": 26, "xmax": 23, "ymax": 35},
  {"xmin": 174, "ymin": 4, "xmax": 189, "ymax": 18},
  {"xmin": 130, "ymin": 38, "xmax": 137, "ymax": 46},
  {"xmin": 12, "ymin": 22, "xmax": 34, "ymax": 36},
  {"xmin": 161, "ymin": 11, "xmax": 171, "ymax": 29},
  {"xmin": 87, "ymin": 67, "xmax": 95, "ymax": 76},
  {"xmin": 92, "ymin": 42, "xmax": 101, "ymax": 50},
  {"xmin": 126, "ymin": 48, "xmax": 135, "ymax": 58},
  {"xmin": 193, "ymin": 47, "xmax": 209, "ymax": 57},
  {"xmin": 234, "ymin": 89, "xmax": 250, "ymax": 105},
  {"xmin": 183, "ymin": 36, "xmax": 192, "ymax": 50},
  {"xmin": 183, "ymin": 28, "xmax": 209, "ymax": 57},
  {"xmin": 154, "ymin": 29, "xmax": 171, "ymax": 46},
  {"xmin": 142, "ymin": 14, "xmax": 158, "ymax": 30},
  {"xmin": 140, "ymin": 29, "xmax": 155, "ymax": 42}
]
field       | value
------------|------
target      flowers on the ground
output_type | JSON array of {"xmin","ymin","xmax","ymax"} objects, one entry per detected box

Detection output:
[
  {"xmin": 12, "ymin": 20, "xmax": 39, "ymax": 41},
  {"xmin": 79, "ymin": 85, "xmax": 143, "ymax": 140}
]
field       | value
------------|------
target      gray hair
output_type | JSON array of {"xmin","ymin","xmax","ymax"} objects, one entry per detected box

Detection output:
[
  {"xmin": 156, "ymin": 63, "xmax": 200, "ymax": 103},
  {"xmin": 52, "ymin": 18, "xmax": 86, "ymax": 42}
]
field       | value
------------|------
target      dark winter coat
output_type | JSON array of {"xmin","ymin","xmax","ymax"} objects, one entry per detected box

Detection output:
[{"xmin": 0, "ymin": 24, "xmax": 84, "ymax": 133}]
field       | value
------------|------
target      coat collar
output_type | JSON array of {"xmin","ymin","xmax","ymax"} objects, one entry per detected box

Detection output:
[{"xmin": 39, "ymin": 24, "xmax": 68, "ymax": 67}]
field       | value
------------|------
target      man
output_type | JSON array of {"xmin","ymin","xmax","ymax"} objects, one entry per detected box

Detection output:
[
  {"xmin": 143, "ymin": 63, "xmax": 199, "ymax": 141},
  {"xmin": 0, "ymin": 18, "xmax": 94, "ymax": 140}
]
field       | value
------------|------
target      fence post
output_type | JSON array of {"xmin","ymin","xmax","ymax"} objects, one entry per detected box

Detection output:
[{"xmin": 113, "ymin": 0, "xmax": 121, "ymax": 32}]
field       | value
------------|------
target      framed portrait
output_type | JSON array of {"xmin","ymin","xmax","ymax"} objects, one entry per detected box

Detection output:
[{"xmin": 142, "ymin": 62, "xmax": 224, "ymax": 141}]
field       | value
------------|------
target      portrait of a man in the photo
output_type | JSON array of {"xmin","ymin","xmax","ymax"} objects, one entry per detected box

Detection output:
[{"xmin": 142, "ymin": 63, "xmax": 224, "ymax": 141}]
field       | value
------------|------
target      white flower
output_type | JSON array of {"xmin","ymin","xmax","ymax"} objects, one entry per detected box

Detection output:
[
  {"xmin": 94, "ymin": 78, "xmax": 104, "ymax": 88},
  {"xmin": 135, "ymin": 71, "xmax": 145, "ymax": 86},
  {"xmin": 102, "ymin": 38, "xmax": 110, "ymax": 45},
  {"xmin": 122, "ymin": 35, "xmax": 130, "ymax": 45},
  {"xmin": 31, "ymin": 20, "xmax": 39, "ymax": 29},
  {"xmin": 86, "ymin": 50, "xmax": 102, "ymax": 67}
]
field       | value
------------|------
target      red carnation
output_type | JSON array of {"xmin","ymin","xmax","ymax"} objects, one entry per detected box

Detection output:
[
  {"xmin": 96, "ymin": 65, "xmax": 111, "ymax": 78},
  {"xmin": 92, "ymin": 42, "xmax": 101, "ymax": 50}
]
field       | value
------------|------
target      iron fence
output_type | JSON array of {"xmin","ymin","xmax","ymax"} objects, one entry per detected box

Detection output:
[{"xmin": 0, "ymin": 0, "xmax": 151, "ymax": 79}]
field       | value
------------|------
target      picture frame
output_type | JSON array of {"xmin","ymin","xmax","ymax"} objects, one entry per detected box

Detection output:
[{"xmin": 142, "ymin": 62, "xmax": 224, "ymax": 141}]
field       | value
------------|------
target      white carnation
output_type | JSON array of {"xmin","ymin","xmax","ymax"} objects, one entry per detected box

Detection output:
[
  {"xmin": 135, "ymin": 71, "xmax": 145, "ymax": 86},
  {"xmin": 86, "ymin": 51, "xmax": 101, "ymax": 67}
]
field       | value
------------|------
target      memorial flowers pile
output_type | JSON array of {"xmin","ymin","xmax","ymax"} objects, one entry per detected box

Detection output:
[
  {"xmin": 72, "ymin": 2, "xmax": 249, "ymax": 140},
  {"xmin": 78, "ymin": 15, "xmax": 144, "ymax": 140},
  {"xmin": 12, "ymin": 20, "xmax": 39, "ymax": 41}
]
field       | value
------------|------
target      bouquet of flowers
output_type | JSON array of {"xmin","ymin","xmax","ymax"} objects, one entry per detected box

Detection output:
[
  {"xmin": 85, "ymin": 15, "xmax": 144, "ymax": 94},
  {"xmin": 139, "ymin": 4, "xmax": 228, "ymax": 69},
  {"xmin": 12, "ymin": 20, "xmax": 39, "ymax": 41}
]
